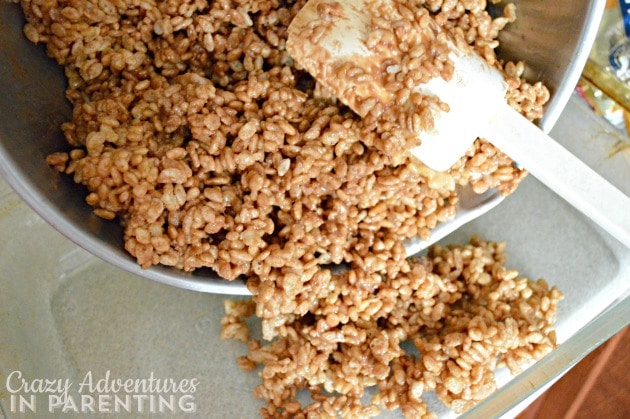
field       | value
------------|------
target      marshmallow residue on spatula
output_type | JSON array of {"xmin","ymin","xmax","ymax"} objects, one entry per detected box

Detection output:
[{"xmin": 286, "ymin": 0, "xmax": 508, "ymax": 172}]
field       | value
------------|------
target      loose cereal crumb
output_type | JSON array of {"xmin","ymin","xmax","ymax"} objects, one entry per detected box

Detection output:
[
  {"xmin": 224, "ymin": 237, "xmax": 563, "ymax": 417},
  {"xmin": 221, "ymin": 299, "xmax": 256, "ymax": 342}
]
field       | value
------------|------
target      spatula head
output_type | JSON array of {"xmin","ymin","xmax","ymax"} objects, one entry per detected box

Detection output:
[{"xmin": 287, "ymin": 0, "xmax": 508, "ymax": 172}]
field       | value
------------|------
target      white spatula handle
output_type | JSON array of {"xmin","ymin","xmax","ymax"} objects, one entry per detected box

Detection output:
[{"xmin": 487, "ymin": 104, "xmax": 630, "ymax": 248}]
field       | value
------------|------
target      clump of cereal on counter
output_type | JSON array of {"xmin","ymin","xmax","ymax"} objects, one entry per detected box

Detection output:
[{"xmin": 222, "ymin": 237, "xmax": 563, "ymax": 417}]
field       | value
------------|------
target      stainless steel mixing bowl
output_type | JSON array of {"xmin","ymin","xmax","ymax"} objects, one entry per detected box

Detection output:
[{"xmin": 0, "ymin": 1, "xmax": 605, "ymax": 294}]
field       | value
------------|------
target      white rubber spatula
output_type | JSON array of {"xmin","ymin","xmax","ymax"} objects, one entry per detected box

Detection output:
[{"xmin": 287, "ymin": 0, "xmax": 630, "ymax": 248}]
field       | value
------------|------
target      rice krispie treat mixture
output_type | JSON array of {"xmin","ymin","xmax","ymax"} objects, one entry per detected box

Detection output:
[
  {"xmin": 20, "ymin": 0, "xmax": 559, "ymax": 416},
  {"xmin": 223, "ymin": 237, "xmax": 562, "ymax": 417},
  {"xmin": 24, "ymin": 0, "xmax": 547, "ymax": 278}
]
